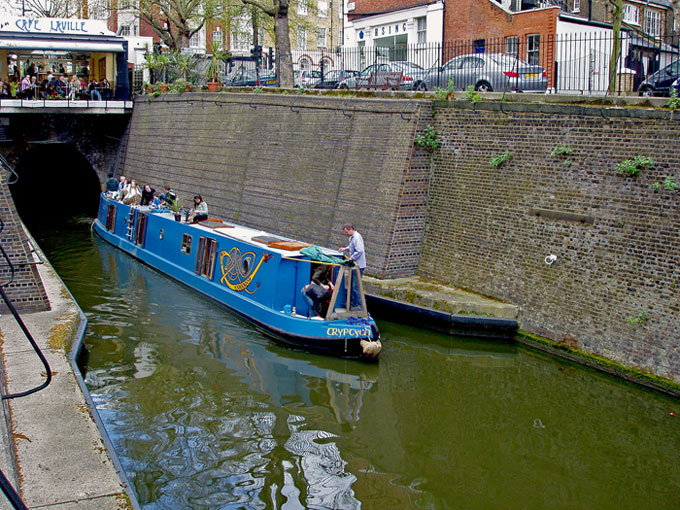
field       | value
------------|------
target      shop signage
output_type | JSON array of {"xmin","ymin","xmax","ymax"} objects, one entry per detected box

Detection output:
[
  {"xmin": 374, "ymin": 23, "xmax": 408, "ymax": 37},
  {"xmin": 1, "ymin": 17, "xmax": 113, "ymax": 36}
]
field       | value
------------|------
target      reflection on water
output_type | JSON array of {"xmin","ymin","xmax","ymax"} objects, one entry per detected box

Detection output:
[{"xmin": 32, "ymin": 218, "xmax": 680, "ymax": 510}]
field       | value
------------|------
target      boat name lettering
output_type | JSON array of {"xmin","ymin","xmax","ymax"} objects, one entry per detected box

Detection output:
[
  {"xmin": 326, "ymin": 370, "xmax": 354, "ymax": 384},
  {"xmin": 326, "ymin": 327, "xmax": 371, "ymax": 337}
]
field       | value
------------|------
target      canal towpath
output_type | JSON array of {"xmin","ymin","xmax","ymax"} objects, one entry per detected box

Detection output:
[{"xmin": 0, "ymin": 237, "xmax": 134, "ymax": 510}]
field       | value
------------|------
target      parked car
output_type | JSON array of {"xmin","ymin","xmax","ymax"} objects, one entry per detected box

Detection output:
[
  {"xmin": 419, "ymin": 53, "xmax": 548, "ymax": 93},
  {"xmin": 314, "ymin": 70, "xmax": 359, "ymax": 89},
  {"xmin": 638, "ymin": 59, "xmax": 680, "ymax": 97},
  {"xmin": 337, "ymin": 62, "xmax": 429, "ymax": 90},
  {"xmin": 294, "ymin": 70, "xmax": 322, "ymax": 88},
  {"xmin": 224, "ymin": 69, "xmax": 276, "ymax": 87}
]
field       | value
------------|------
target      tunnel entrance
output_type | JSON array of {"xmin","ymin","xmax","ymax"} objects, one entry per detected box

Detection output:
[{"xmin": 9, "ymin": 144, "xmax": 102, "ymax": 228}]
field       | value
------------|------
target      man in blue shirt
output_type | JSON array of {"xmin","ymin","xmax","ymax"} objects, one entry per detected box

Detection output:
[
  {"xmin": 339, "ymin": 224, "xmax": 366, "ymax": 273},
  {"xmin": 339, "ymin": 224, "xmax": 366, "ymax": 310}
]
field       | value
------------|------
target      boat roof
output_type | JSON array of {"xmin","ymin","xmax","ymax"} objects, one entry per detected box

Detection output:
[{"xmin": 148, "ymin": 208, "xmax": 342, "ymax": 259}]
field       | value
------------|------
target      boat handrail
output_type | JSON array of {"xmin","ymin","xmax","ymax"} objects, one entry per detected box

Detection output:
[{"xmin": 281, "ymin": 256, "xmax": 344, "ymax": 266}]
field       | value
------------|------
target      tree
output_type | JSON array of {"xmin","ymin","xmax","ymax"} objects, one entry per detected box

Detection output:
[
  {"xmin": 608, "ymin": 0, "xmax": 623, "ymax": 93},
  {"xmin": 5, "ymin": 0, "xmax": 84, "ymax": 17},
  {"xmin": 240, "ymin": 0, "xmax": 293, "ymax": 87},
  {"xmin": 123, "ymin": 0, "xmax": 219, "ymax": 51}
]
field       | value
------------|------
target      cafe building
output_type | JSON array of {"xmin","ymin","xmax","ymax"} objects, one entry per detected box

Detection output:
[{"xmin": 0, "ymin": 17, "xmax": 129, "ymax": 99}]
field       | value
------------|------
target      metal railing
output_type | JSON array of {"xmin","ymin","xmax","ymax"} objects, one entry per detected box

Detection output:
[{"xmin": 278, "ymin": 32, "xmax": 679, "ymax": 96}]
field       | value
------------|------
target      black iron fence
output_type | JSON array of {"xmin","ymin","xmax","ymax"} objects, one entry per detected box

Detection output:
[{"xmin": 284, "ymin": 32, "xmax": 679, "ymax": 96}]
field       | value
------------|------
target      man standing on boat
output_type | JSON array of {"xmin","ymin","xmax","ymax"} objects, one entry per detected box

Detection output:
[{"xmin": 339, "ymin": 224, "xmax": 366, "ymax": 309}]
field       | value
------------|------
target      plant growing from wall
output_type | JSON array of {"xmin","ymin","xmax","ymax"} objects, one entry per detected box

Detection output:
[
  {"xmin": 616, "ymin": 156, "xmax": 653, "ymax": 176},
  {"xmin": 551, "ymin": 145, "xmax": 573, "ymax": 158},
  {"xmin": 433, "ymin": 77, "xmax": 455, "ymax": 101},
  {"xmin": 653, "ymin": 182, "xmax": 661, "ymax": 191},
  {"xmin": 465, "ymin": 85, "xmax": 481, "ymax": 103},
  {"xmin": 414, "ymin": 124, "xmax": 441, "ymax": 152},
  {"xmin": 627, "ymin": 310, "xmax": 648, "ymax": 325},
  {"xmin": 490, "ymin": 151, "xmax": 513, "ymax": 168},
  {"xmin": 668, "ymin": 88, "xmax": 680, "ymax": 110},
  {"xmin": 664, "ymin": 177, "xmax": 677, "ymax": 191}
]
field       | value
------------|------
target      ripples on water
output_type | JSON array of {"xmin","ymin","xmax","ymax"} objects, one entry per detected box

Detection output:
[{"xmin": 33, "ymin": 218, "xmax": 680, "ymax": 510}]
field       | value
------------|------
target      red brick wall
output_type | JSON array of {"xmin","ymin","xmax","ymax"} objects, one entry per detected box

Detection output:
[
  {"xmin": 350, "ymin": 0, "xmax": 435, "ymax": 19},
  {"xmin": 444, "ymin": 0, "xmax": 559, "ymax": 86}
]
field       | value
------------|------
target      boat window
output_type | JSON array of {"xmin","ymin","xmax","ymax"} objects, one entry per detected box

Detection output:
[
  {"xmin": 134, "ymin": 213, "xmax": 147, "ymax": 247},
  {"xmin": 195, "ymin": 237, "xmax": 217, "ymax": 280},
  {"xmin": 243, "ymin": 257, "xmax": 250, "ymax": 274},
  {"xmin": 105, "ymin": 204, "xmax": 116, "ymax": 232},
  {"xmin": 181, "ymin": 234, "xmax": 192, "ymax": 254}
]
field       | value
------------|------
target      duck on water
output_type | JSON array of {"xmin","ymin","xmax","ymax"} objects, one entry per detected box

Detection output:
[{"xmin": 93, "ymin": 193, "xmax": 382, "ymax": 359}]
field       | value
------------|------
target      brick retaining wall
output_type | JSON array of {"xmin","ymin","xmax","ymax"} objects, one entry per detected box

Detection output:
[
  {"xmin": 419, "ymin": 100, "xmax": 680, "ymax": 383},
  {"xmin": 122, "ymin": 93, "xmax": 432, "ymax": 278}
]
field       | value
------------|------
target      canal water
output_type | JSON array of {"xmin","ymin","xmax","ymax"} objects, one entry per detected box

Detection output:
[{"xmin": 28, "ymin": 217, "xmax": 680, "ymax": 510}]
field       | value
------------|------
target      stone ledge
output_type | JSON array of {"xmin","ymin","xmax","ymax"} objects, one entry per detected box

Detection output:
[{"xmin": 363, "ymin": 275, "xmax": 519, "ymax": 320}]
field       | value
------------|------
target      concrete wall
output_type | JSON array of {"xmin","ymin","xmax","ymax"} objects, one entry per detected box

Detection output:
[
  {"xmin": 419, "ymin": 100, "xmax": 680, "ymax": 383},
  {"xmin": 120, "ymin": 94, "xmax": 432, "ymax": 278}
]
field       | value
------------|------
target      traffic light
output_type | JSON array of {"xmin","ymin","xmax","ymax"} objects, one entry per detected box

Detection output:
[{"xmin": 251, "ymin": 45, "xmax": 263, "ymax": 65}]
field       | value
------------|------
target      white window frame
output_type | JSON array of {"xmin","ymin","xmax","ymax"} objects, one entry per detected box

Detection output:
[
  {"xmin": 572, "ymin": 0, "xmax": 580, "ymax": 13},
  {"xmin": 318, "ymin": 0, "xmax": 328, "ymax": 17},
  {"xmin": 526, "ymin": 34, "xmax": 540, "ymax": 65},
  {"xmin": 190, "ymin": 31, "xmax": 202, "ymax": 49},
  {"xmin": 298, "ymin": 0, "xmax": 308, "ymax": 15},
  {"xmin": 317, "ymin": 27, "xmax": 327, "ymax": 47},
  {"xmin": 505, "ymin": 35, "xmax": 519, "ymax": 56},
  {"xmin": 212, "ymin": 31, "xmax": 223, "ymax": 50},
  {"xmin": 416, "ymin": 17, "xmax": 426, "ymax": 44},
  {"xmin": 297, "ymin": 25, "xmax": 307, "ymax": 50},
  {"xmin": 623, "ymin": 4, "xmax": 640, "ymax": 25},
  {"xmin": 643, "ymin": 9, "xmax": 661, "ymax": 37},
  {"xmin": 119, "ymin": 25, "xmax": 131, "ymax": 36}
]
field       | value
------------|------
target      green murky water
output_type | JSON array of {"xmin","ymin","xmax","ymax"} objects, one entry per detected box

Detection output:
[{"xmin": 31, "ymin": 218, "xmax": 680, "ymax": 510}]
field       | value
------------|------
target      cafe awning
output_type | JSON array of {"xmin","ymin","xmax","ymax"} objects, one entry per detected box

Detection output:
[{"xmin": 0, "ymin": 38, "xmax": 126, "ymax": 53}]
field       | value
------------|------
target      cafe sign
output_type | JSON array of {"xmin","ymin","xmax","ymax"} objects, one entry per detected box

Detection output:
[{"xmin": 0, "ymin": 17, "xmax": 114, "ymax": 36}]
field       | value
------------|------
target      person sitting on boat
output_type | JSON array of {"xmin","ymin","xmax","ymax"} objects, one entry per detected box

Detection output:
[
  {"xmin": 301, "ymin": 265, "xmax": 334, "ymax": 318},
  {"xmin": 121, "ymin": 179, "xmax": 142, "ymax": 205},
  {"xmin": 104, "ymin": 173, "xmax": 118, "ymax": 195},
  {"xmin": 187, "ymin": 195, "xmax": 208, "ymax": 223},
  {"xmin": 159, "ymin": 185, "xmax": 176, "ymax": 208},
  {"xmin": 140, "ymin": 184, "xmax": 155, "ymax": 206},
  {"xmin": 150, "ymin": 192, "xmax": 162, "ymax": 208}
]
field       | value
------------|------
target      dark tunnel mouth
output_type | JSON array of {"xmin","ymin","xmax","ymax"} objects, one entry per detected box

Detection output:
[{"xmin": 9, "ymin": 143, "xmax": 102, "ymax": 226}]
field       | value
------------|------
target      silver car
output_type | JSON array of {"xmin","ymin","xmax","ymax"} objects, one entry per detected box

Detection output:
[
  {"xmin": 419, "ymin": 53, "xmax": 548, "ymax": 93},
  {"xmin": 337, "ymin": 61, "xmax": 429, "ymax": 90}
]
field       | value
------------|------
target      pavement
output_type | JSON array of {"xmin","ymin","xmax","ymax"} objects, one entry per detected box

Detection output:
[{"xmin": 0, "ymin": 239, "xmax": 134, "ymax": 509}]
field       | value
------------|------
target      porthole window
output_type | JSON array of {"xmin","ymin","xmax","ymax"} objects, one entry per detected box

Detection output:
[
  {"xmin": 159, "ymin": 229, "xmax": 164, "ymax": 240},
  {"xmin": 243, "ymin": 257, "xmax": 250, "ymax": 274}
]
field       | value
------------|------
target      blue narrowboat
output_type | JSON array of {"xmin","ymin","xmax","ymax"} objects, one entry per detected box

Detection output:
[{"xmin": 93, "ymin": 194, "xmax": 382, "ymax": 359}]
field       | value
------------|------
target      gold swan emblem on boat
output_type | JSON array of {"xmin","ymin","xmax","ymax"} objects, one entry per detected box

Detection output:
[{"xmin": 219, "ymin": 247, "xmax": 266, "ymax": 293}]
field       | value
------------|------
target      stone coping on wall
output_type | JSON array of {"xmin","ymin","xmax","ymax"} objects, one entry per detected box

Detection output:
[{"xmin": 136, "ymin": 89, "xmax": 676, "ymax": 114}]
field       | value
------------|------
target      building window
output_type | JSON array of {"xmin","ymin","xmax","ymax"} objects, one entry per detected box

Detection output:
[
  {"xmin": 190, "ymin": 32, "xmax": 201, "ymax": 48},
  {"xmin": 505, "ymin": 36, "xmax": 519, "ymax": 56},
  {"xmin": 119, "ymin": 25, "xmax": 131, "ymax": 36},
  {"xmin": 416, "ymin": 17, "xmax": 427, "ymax": 44},
  {"xmin": 212, "ymin": 31, "xmax": 223, "ymax": 50},
  {"xmin": 318, "ymin": 0, "xmax": 328, "ymax": 17},
  {"xmin": 298, "ymin": 0, "xmax": 308, "ymax": 15},
  {"xmin": 297, "ymin": 26, "xmax": 307, "ymax": 50},
  {"xmin": 623, "ymin": 4, "xmax": 639, "ymax": 24},
  {"xmin": 118, "ymin": 0, "xmax": 130, "ymax": 9},
  {"xmin": 572, "ymin": 0, "xmax": 580, "ymax": 12},
  {"xmin": 317, "ymin": 28, "xmax": 327, "ymax": 47},
  {"xmin": 644, "ymin": 9, "xmax": 661, "ymax": 37},
  {"xmin": 526, "ymin": 34, "xmax": 540, "ymax": 65}
]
